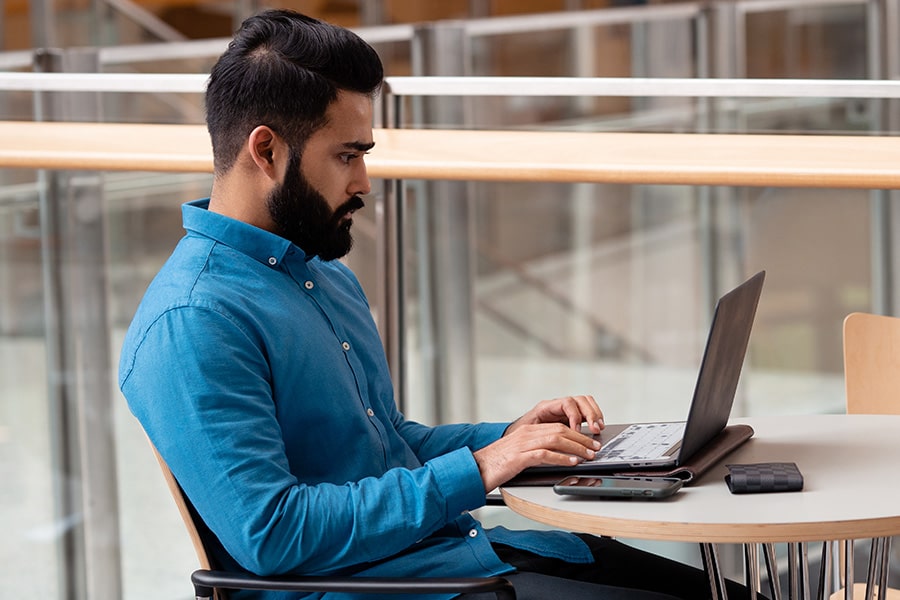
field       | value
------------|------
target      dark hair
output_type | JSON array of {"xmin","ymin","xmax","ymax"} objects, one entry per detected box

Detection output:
[{"xmin": 205, "ymin": 9, "xmax": 384, "ymax": 174}]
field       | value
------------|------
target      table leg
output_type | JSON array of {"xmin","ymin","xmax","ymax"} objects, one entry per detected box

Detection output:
[
  {"xmin": 745, "ymin": 543, "xmax": 760, "ymax": 600},
  {"xmin": 816, "ymin": 541, "xmax": 833, "ymax": 600},
  {"xmin": 801, "ymin": 542, "xmax": 812, "ymax": 600},
  {"xmin": 843, "ymin": 540, "xmax": 854, "ymax": 600},
  {"xmin": 764, "ymin": 543, "xmax": 783, "ymax": 600},
  {"xmin": 864, "ymin": 536, "xmax": 892, "ymax": 600},
  {"xmin": 790, "ymin": 543, "xmax": 800, "ymax": 599},
  {"xmin": 786, "ymin": 543, "xmax": 812, "ymax": 600},
  {"xmin": 814, "ymin": 536, "xmax": 892, "ymax": 600},
  {"xmin": 877, "ymin": 536, "xmax": 892, "ymax": 600},
  {"xmin": 864, "ymin": 538, "xmax": 880, "ymax": 600},
  {"xmin": 700, "ymin": 543, "xmax": 730, "ymax": 600}
]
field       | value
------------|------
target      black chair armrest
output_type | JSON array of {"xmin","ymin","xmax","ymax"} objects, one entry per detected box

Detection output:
[{"xmin": 191, "ymin": 569, "xmax": 515, "ymax": 600}]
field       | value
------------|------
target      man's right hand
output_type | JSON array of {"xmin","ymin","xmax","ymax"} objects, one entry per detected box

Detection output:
[{"xmin": 472, "ymin": 423, "xmax": 601, "ymax": 491}]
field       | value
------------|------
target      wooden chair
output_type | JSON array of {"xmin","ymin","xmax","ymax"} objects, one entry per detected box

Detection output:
[
  {"xmin": 831, "ymin": 312, "xmax": 900, "ymax": 600},
  {"xmin": 148, "ymin": 442, "xmax": 516, "ymax": 600}
]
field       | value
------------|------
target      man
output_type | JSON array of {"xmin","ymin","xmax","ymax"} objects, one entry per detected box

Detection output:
[{"xmin": 119, "ymin": 10, "xmax": 759, "ymax": 600}]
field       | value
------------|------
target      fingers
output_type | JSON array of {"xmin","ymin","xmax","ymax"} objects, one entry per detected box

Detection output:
[
  {"xmin": 533, "ymin": 422, "xmax": 601, "ymax": 462},
  {"xmin": 560, "ymin": 394, "xmax": 605, "ymax": 434},
  {"xmin": 474, "ymin": 423, "xmax": 602, "ymax": 491},
  {"xmin": 539, "ymin": 395, "xmax": 604, "ymax": 433},
  {"xmin": 506, "ymin": 394, "xmax": 606, "ymax": 437}
]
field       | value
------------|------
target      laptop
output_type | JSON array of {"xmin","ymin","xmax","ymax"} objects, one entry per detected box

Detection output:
[{"xmin": 527, "ymin": 269, "xmax": 765, "ymax": 474}]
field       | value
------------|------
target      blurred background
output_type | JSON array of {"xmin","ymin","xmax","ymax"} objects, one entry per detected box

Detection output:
[{"xmin": 2, "ymin": 0, "xmax": 898, "ymax": 598}]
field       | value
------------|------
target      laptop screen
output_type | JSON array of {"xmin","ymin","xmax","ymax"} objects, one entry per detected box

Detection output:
[{"xmin": 677, "ymin": 270, "xmax": 765, "ymax": 465}]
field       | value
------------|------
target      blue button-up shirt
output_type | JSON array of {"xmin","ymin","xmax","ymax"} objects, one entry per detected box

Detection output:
[{"xmin": 119, "ymin": 199, "xmax": 592, "ymax": 600}]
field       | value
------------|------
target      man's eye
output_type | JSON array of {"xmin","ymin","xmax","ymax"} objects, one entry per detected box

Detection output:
[{"xmin": 341, "ymin": 151, "xmax": 370, "ymax": 164}]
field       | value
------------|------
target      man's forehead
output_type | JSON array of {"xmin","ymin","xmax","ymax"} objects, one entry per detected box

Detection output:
[
  {"xmin": 327, "ymin": 90, "xmax": 374, "ymax": 118},
  {"xmin": 318, "ymin": 92, "xmax": 374, "ymax": 142}
]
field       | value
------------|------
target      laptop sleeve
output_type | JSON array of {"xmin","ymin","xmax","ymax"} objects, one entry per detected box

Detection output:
[{"xmin": 504, "ymin": 423, "xmax": 755, "ymax": 487}]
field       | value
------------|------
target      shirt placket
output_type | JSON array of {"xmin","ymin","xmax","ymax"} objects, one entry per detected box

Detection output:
[{"xmin": 288, "ymin": 260, "xmax": 393, "ymax": 468}]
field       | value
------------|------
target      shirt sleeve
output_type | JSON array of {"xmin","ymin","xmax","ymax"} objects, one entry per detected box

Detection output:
[
  {"xmin": 120, "ymin": 304, "xmax": 488, "ymax": 577},
  {"xmin": 395, "ymin": 418, "xmax": 509, "ymax": 462}
]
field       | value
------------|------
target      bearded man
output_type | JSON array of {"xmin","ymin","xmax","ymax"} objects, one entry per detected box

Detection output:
[{"xmin": 119, "ymin": 9, "xmax": 761, "ymax": 600}]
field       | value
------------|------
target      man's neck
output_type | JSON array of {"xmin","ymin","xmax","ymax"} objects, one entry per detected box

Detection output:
[{"xmin": 209, "ymin": 173, "xmax": 276, "ymax": 234}]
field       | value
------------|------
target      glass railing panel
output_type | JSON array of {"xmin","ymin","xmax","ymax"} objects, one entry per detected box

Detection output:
[
  {"xmin": 468, "ymin": 13, "xmax": 700, "ymax": 79},
  {"xmin": 386, "ymin": 78, "xmax": 900, "ymax": 135},
  {"xmin": 0, "ymin": 167, "xmax": 239, "ymax": 600},
  {"xmin": 0, "ymin": 87, "xmax": 38, "ymax": 121},
  {"xmin": 0, "ymin": 77, "xmax": 207, "ymax": 123},
  {"xmin": 2, "ymin": 72, "xmax": 898, "ymax": 600},
  {"xmin": 399, "ymin": 179, "xmax": 857, "ymax": 428},
  {"xmin": 742, "ymin": 2, "xmax": 870, "ymax": 79},
  {"xmin": 105, "ymin": 172, "xmax": 220, "ymax": 600},
  {"xmin": 0, "ymin": 169, "xmax": 58, "ymax": 599},
  {"xmin": 0, "ymin": 165, "xmax": 380, "ymax": 599},
  {"xmin": 405, "ymin": 5, "xmax": 705, "ymax": 130}
]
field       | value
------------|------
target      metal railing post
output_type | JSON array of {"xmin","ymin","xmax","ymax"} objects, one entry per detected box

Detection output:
[
  {"xmin": 29, "ymin": 0, "xmax": 57, "ymax": 49},
  {"xmin": 885, "ymin": 0, "xmax": 900, "ymax": 318},
  {"xmin": 410, "ymin": 21, "xmax": 477, "ymax": 424}
]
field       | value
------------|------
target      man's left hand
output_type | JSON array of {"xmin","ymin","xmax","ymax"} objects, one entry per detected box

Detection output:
[{"xmin": 505, "ymin": 395, "xmax": 605, "ymax": 437}]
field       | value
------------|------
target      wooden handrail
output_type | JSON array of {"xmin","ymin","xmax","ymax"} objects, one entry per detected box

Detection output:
[{"xmin": 1, "ymin": 120, "xmax": 899, "ymax": 188}]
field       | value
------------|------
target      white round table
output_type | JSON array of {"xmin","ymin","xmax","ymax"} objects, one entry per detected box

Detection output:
[{"xmin": 501, "ymin": 414, "xmax": 900, "ymax": 599}]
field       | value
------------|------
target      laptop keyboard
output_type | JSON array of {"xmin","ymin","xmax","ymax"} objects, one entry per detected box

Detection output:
[{"xmin": 587, "ymin": 422, "xmax": 685, "ymax": 463}]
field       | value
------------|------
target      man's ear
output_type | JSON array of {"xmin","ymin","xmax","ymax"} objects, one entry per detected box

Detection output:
[{"xmin": 247, "ymin": 125, "xmax": 286, "ymax": 180}]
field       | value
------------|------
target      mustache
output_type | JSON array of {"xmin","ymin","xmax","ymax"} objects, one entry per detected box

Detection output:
[{"xmin": 333, "ymin": 196, "xmax": 365, "ymax": 221}]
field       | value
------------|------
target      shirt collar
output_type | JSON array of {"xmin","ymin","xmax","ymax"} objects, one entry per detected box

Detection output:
[{"xmin": 182, "ymin": 198, "xmax": 302, "ymax": 266}]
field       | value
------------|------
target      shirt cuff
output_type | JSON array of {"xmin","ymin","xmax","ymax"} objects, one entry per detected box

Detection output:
[
  {"xmin": 481, "ymin": 421, "xmax": 510, "ymax": 445},
  {"xmin": 426, "ymin": 447, "xmax": 489, "ymax": 515}
]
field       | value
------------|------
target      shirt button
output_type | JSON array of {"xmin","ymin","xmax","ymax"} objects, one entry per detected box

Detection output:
[
  {"xmin": 342, "ymin": 341, "xmax": 350, "ymax": 351},
  {"xmin": 468, "ymin": 529, "xmax": 478, "ymax": 538},
  {"xmin": 304, "ymin": 281, "xmax": 314, "ymax": 290},
  {"xmin": 367, "ymin": 408, "xmax": 375, "ymax": 417},
  {"xmin": 267, "ymin": 257, "xmax": 277, "ymax": 266}
]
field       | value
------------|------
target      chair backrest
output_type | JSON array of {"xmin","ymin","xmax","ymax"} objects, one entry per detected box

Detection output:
[
  {"xmin": 148, "ymin": 438, "xmax": 231, "ymax": 600},
  {"xmin": 149, "ymin": 440, "xmax": 229, "ymax": 599},
  {"xmin": 842, "ymin": 312, "xmax": 900, "ymax": 415}
]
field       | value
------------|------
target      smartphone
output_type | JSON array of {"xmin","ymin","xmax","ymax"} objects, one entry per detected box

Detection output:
[{"xmin": 553, "ymin": 475, "xmax": 683, "ymax": 499}]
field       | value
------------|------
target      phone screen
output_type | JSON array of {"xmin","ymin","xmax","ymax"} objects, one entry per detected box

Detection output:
[{"xmin": 553, "ymin": 476, "xmax": 683, "ymax": 499}]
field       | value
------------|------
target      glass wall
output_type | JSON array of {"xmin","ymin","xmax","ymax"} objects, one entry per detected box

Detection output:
[{"xmin": 2, "ymin": 1, "xmax": 900, "ymax": 598}]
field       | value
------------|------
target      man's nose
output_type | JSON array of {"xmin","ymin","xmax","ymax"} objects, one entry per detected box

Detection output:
[{"xmin": 352, "ymin": 161, "xmax": 371, "ymax": 197}]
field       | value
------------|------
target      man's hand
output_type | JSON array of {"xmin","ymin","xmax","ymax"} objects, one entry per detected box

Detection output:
[
  {"xmin": 472, "ymin": 395, "xmax": 606, "ymax": 492},
  {"xmin": 506, "ymin": 395, "xmax": 605, "ymax": 436}
]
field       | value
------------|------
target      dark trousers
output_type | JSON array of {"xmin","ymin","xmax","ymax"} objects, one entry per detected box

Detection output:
[{"xmin": 459, "ymin": 535, "xmax": 767, "ymax": 600}]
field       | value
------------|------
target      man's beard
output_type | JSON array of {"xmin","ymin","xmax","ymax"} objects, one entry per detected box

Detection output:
[{"xmin": 267, "ymin": 150, "xmax": 364, "ymax": 261}]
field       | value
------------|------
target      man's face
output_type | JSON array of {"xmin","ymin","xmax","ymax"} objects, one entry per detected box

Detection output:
[
  {"xmin": 267, "ymin": 151, "xmax": 364, "ymax": 261},
  {"xmin": 267, "ymin": 91, "xmax": 374, "ymax": 261}
]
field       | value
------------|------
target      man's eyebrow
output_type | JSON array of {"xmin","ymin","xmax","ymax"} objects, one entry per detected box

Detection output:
[{"xmin": 344, "ymin": 141, "xmax": 376, "ymax": 152}]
